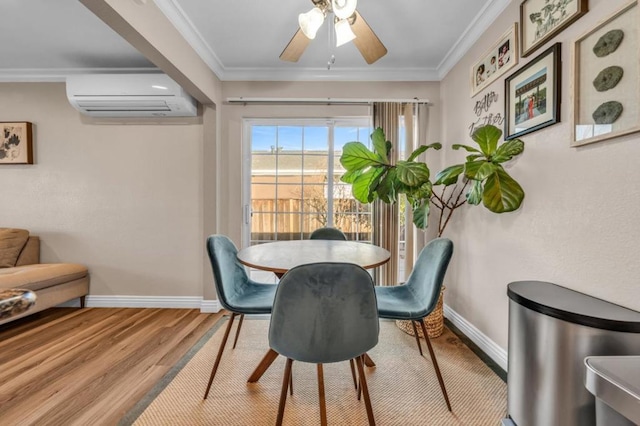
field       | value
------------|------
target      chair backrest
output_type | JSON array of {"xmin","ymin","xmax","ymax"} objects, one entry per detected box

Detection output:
[
  {"xmin": 206, "ymin": 235, "xmax": 251, "ymax": 311},
  {"xmin": 309, "ymin": 227, "xmax": 347, "ymax": 241},
  {"xmin": 269, "ymin": 262, "xmax": 379, "ymax": 364},
  {"xmin": 405, "ymin": 238, "xmax": 454, "ymax": 313}
]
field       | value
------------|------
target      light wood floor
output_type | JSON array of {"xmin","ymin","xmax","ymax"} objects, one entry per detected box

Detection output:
[{"xmin": 0, "ymin": 307, "xmax": 223, "ymax": 425}]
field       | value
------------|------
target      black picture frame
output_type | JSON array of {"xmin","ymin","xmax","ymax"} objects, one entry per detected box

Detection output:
[{"xmin": 504, "ymin": 43, "xmax": 561, "ymax": 140}]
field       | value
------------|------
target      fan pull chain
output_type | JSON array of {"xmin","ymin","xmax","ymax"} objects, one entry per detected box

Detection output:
[{"xmin": 327, "ymin": 18, "xmax": 336, "ymax": 70}]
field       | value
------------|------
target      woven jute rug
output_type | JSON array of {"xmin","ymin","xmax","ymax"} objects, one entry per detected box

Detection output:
[{"xmin": 123, "ymin": 319, "xmax": 506, "ymax": 425}]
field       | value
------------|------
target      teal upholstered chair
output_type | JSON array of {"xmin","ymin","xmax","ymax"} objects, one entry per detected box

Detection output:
[
  {"xmin": 269, "ymin": 263, "xmax": 379, "ymax": 426},
  {"xmin": 375, "ymin": 237, "xmax": 454, "ymax": 411},
  {"xmin": 309, "ymin": 227, "xmax": 348, "ymax": 241},
  {"xmin": 203, "ymin": 235, "xmax": 277, "ymax": 399}
]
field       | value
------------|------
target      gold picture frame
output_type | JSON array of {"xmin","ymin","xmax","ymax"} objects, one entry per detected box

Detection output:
[
  {"xmin": 470, "ymin": 23, "xmax": 519, "ymax": 97},
  {"xmin": 571, "ymin": 0, "xmax": 640, "ymax": 147},
  {"xmin": 0, "ymin": 122, "xmax": 33, "ymax": 164}
]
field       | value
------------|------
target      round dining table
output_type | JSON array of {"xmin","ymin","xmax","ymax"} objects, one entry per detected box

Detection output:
[
  {"xmin": 237, "ymin": 239, "xmax": 390, "ymax": 382},
  {"xmin": 237, "ymin": 240, "xmax": 391, "ymax": 278}
]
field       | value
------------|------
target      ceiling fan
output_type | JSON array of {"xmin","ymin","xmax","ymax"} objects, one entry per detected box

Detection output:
[{"xmin": 280, "ymin": 0, "xmax": 387, "ymax": 64}]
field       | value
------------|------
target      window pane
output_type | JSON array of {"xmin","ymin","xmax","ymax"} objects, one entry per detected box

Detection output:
[
  {"xmin": 252, "ymin": 153, "xmax": 277, "ymax": 183},
  {"xmin": 251, "ymin": 212, "xmax": 276, "ymax": 242},
  {"xmin": 304, "ymin": 126, "xmax": 329, "ymax": 152},
  {"xmin": 302, "ymin": 213, "xmax": 326, "ymax": 236},
  {"xmin": 252, "ymin": 126, "xmax": 276, "ymax": 151},
  {"xmin": 251, "ymin": 184, "xmax": 276, "ymax": 212},
  {"xmin": 276, "ymin": 184, "xmax": 302, "ymax": 207},
  {"xmin": 301, "ymin": 184, "xmax": 326, "ymax": 214},
  {"xmin": 276, "ymin": 213, "xmax": 302, "ymax": 240},
  {"xmin": 276, "ymin": 154, "xmax": 302, "ymax": 175},
  {"xmin": 277, "ymin": 126, "xmax": 302, "ymax": 152}
]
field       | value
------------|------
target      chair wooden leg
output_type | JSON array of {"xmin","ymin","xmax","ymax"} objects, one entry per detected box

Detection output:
[
  {"xmin": 363, "ymin": 353, "xmax": 376, "ymax": 367},
  {"xmin": 289, "ymin": 363, "xmax": 293, "ymax": 396},
  {"xmin": 317, "ymin": 364, "xmax": 327, "ymax": 426},
  {"xmin": 419, "ymin": 320, "xmax": 452, "ymax": 412},
  {"xmin": 232, "ymin": 314, "xmax": 245, "ymax": 349},
  {"xmin": 248, "ymin": 349, "xmax": 279, "ymax": 383},
  {"xmin": 355, "ymin": 355, "xmax": 376, "ymax": 425},
  {"xmin": 80, "ymin": 295, "xmax": 86, "ymax": 308},
  {"xmin": 349, "ymin": 359, "xmax": 358, "ymax": 389},
  {"xmin": 276, "ymin": 358, "xmax": 293, "ymax": 426},
  {"xmin": 411, "ymin": 320, "xmax": 424, "ymax": 356},
  {"xmin": 203, "ymin": 313, "xmax": 237, "ymax": 399}
]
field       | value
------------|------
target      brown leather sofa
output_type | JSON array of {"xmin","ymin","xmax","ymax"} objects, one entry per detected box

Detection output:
[{"xmin": 0, "ymin": 228, "xmax": 89, "ymax": 326}]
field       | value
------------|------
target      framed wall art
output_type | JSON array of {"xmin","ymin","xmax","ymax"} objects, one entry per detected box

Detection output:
[
  {"xmin": 0, "ymin": 122, "xmax": 33, "ymax": 164},
  {"xmin": 571, "ymin": 0, "xmax": 640, "ymax": 147},
  {"xmin": 471, "ymin": 23, "xmax": 519, "ymax": 97},
  {"xmin": 504, "ymin": 43, "xmax": 561, "ymax": 140},
  {"xmin": 520, "ymin": 0, "xmax": 588, "ymax": 57}
]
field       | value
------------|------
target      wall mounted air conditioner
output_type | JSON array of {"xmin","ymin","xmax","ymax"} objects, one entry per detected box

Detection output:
[{"xmin": 66, "ymin": 73, "xmax": 197, "ymax": 118}]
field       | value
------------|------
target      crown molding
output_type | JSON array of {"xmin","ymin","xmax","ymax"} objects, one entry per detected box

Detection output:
[
  {"xmin": 154, "ymin": 0, "xmax": 225, "ymax": 78},
  {"xmin": 436, "ymin": 0, "xmax": 512, "ymax": 80},
  {"xmin": 222, "ymin": 67, "xmax": 440, "ymax": 82},
  {"xmin": 0, "ymin": 67, "xmax": 158, "ymax": 82}
]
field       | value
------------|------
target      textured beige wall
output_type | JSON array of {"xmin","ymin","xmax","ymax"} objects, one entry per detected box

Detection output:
[
  {"xmin": 440, "ymin": 0, "xmax": 640, "ymax": 349},
  {"xmin": 218, "ymin": 81, "xmax": 442, "ymax": 246},
  {"xmin": 1, "ymin": 83, "xmax": 205, "ymax": 297}
]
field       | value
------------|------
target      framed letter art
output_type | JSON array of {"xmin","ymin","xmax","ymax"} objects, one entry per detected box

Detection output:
[{"xmin": 504, "ymin": 43, "xmax": 561, "ymax": 140}]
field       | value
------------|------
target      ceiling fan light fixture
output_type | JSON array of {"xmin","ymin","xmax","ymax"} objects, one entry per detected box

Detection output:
[
  {"xmin": 298, "ymin": 7, "xmax": 325, "ymax": 39},
  {"xmin": 331, "ymin": 0, "xmax": 357, "ymax": 20},
  {"xmin": 334, "ymin": 18, "xmax": 356, "ymax": 47}
]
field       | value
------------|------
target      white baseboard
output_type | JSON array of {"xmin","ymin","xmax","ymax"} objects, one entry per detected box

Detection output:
[
  {"xmin": 57, "ymin": 296, "xmax": 221, "ymax": 313},
  {"xmin": 444, "ymin": 304, "xmax": 508, "ymax": 372}
]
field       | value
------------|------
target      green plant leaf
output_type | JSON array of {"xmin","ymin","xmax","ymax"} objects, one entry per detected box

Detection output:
[
  {"xmin": 376, "ymin": 169, "xmax": 399, "ymax": 203},
  {"xmin": 352, "ymin": 167, "xmax": 385, "ymax": 203},
  {"xmin": 492, "ymin": 139, "xmax": 525, "ymax": 163},
  {"xmin": 407, "ymin": 143, "xmax": 442, "ymax": 161},
  {"xmin": 396, "ymin": 161, "xmax": 430, "ymax": 187},
  {"xmin": 482, "ymin": 167, "xmax": 525, "ymax": 213},
  {"xmin": 464, "ymin": 160, "xmax": 497, "ymax": 181},
  {"xmin": 340, "ymin": 142, "xmax": 383, "ymax": 171},
  {"xmin": 472, "ymin": 125, "xmax": 503, "ymax": 156},
  {"xmin": 371, "ymin": 128, "xmax": 389, "ymax": 164},
  {"xmin": 412, "ymin": 201, "xmax": 430, "ymax": 230},
  {"xmin": 434, "ymin": 164, "xmax": 464, "ymax": 186},
  {"xmin": 466, "ymin": 180, "xmax": 483, "ymax": 205},
  {"xmin": 452, "ymin": 144, "xmax": 482, "ymax": 153},
  {"xmin": 466, "ymin": 154, "xmax": 484, "ymax": 162},
  {"xmin": 340, "ymin": 168, "xmax": 362, "ymax": 184}
]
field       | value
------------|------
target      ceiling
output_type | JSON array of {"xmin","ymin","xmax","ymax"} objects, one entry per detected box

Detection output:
[{"xmin": 0, "ymin": 0, "xmax": 510, "ymax": 83}]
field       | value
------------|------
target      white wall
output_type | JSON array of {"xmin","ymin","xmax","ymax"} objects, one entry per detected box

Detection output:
[
  {"xmin": 1, "ymin": 83, "xmax": 205, "ymax": 298},
  {"xmin": 440, "ymin": 0, "xmax": 640, "ymax": 350}
]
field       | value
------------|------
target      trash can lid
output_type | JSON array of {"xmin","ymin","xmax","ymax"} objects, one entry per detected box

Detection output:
[
  {"xmin": 585, "ymin": 356, "xmax": 640, "ymax": 423},
  {"xmin": 508, "ymin": 281, "xmax": 640, "ymax": 332}
]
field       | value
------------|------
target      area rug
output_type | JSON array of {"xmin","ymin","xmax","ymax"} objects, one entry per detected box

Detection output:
[{"xmin": 123, "ymin": 319, "xmax": 506, "ymax": 425}]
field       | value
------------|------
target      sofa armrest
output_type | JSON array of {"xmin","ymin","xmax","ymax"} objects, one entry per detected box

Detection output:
[{"xmin": 15, "ymin": 236, "xmax": 40, "ymax": 266}]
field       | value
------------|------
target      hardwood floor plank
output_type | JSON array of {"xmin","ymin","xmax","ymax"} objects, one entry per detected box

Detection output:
[{"xmin": 0, "ymin": 308, "xmax": 222, "ymax": 425}]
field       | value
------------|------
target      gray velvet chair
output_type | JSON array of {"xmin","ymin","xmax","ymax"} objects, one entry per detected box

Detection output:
[
  {"xmin": 374, "ymin": 237, "xmax": 454, "ymax": 411},
  {"xmin": 203, "ymin": 235, "xmax": 277, "ymax": 399},
  {"xmin": 309, "ymin": 227, "xmax": 348, "ymax": 241},
  {"xmin": 269, "ymin": 262, "xmax": 379, "ymax": 426}
]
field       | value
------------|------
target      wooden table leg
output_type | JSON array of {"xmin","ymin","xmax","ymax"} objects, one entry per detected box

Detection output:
[
  {"xmin": 363, "ymin": 352, "xmax": 376, "ymax": 367},
  {"xmin": 247, "ymin": 348, "xmax": 280, "ymax": 383}
]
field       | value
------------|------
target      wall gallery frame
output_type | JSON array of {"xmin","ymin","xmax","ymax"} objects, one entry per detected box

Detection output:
[
  {"xmin": 520, "ymin": 0, "xmax": 588, "ymax": 57},
  {"xmin": 571, "ymin": 0, "xmax": 640, "ymax": 147},
  {"xmin": 470, "ymin": 23, "xmax": 519, "ymax": 97},
  {"xmin": 504, "ymin": 43, "xmax": 561, "ymax": 140},
  {"xmin": 0, "ymin": 122, "xmax": 33, "ymax": 164}
]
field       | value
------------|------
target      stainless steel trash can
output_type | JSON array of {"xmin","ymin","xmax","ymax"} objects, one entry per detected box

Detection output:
[
  {"xmin": 506, "ymin": 281, "xmax": 640, "ymax": 426},
  {"xmin": 585, "ymin": 356, "xmax": 640, "ymax": 426}
]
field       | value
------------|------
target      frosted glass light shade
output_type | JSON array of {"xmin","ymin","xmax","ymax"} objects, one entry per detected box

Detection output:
[
  {"xmin": 331, "ymin": 0, "xmax": 357, "ymax": 20},
  {"xmin": 335, "ymin": 19, "xmax": 356, "ymax": 47},
  {"xmin": 298, "ymin": 7, "xmax": 325, "ymax": 39}
]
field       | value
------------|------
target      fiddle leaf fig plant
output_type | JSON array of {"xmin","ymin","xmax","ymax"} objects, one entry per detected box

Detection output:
[{"xmin": 339, "ymin": 124, "xmax": 525, "ymax": 236}]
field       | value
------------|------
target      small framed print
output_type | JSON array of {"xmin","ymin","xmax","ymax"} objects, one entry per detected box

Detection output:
[
  {"xmin": 571, "ymin": 0, "xmax": 640, "ymax": 147},
  {"xmin": 520, "ymin": 0, "xmax": 588, "ymax": 57},
  {"xmin": 0, "ymin": 122, "xmax": 33, "ymax": 164},
  {"xmin": 504, "ymin": 43, "xmax": 561, "ymax": 140},
  {"xmin": 471, "ymin": 23, "xmax": 519, "ymax": 97}
]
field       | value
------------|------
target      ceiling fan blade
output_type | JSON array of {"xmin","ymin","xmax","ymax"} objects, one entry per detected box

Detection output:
[
  {"xmin": 280, "ymin": 29, "xmax": 311, "ymax": 62},
  {"xmin": 350, "ymin": 11, "xmax": 387, "ymax": 64}
]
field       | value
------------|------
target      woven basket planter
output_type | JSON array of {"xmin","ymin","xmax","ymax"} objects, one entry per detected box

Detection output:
[{"xmin": 396, "ymin": 287, "xmax": 445, "ymax": 339}]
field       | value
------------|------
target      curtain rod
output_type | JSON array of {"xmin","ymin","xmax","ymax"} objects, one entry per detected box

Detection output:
[{"xmin": 225, "ymin": 97, "xmax": 432, "ymax": 106}]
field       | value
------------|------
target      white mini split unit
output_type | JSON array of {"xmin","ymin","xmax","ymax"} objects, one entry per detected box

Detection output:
[{"xmin": 66, "ymin": 73, "xmax": 197, "ymax": 118}]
